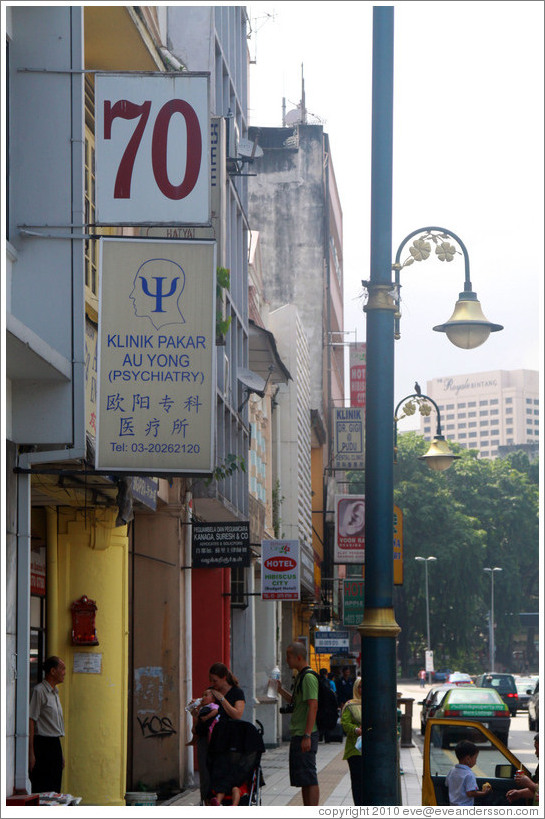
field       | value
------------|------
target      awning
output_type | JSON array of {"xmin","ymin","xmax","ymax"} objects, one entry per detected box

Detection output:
[{"xmin": 248, "ymin": 320, "xmax": 291, "ymax": 385}]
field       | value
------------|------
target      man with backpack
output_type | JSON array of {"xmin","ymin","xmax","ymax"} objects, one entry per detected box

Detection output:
[{"xmin": 275, "ymin": 642, "xmax": 320, "ymax": 806}]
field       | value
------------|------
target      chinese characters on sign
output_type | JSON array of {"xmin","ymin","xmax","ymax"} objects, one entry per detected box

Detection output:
[
  {"xmin": 192, "ymin": 522, "xmax": 250, "ymax": 568},
  {"xmin": 95, "ymin": 73, "xmax": 210, "ymax": 225},
  {"xmin": 96, "ymin": 239, "xmax": 216, "ymax": 473},
  {"xmin": 261, "ymin": 540, "xmax": 300, "ymax": 600}
]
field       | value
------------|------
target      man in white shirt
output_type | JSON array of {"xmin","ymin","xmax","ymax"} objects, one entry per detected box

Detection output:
[{"xmin": 29, "ymin": 656, "xmax": 66, "ymax": 793}]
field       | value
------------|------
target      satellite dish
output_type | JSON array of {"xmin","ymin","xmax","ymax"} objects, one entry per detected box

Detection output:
[
  {"xmin": 237, "ymin": 367, "xmax": 266, "ymax": 394},
  {"xmin": 237, "ymin": 138, "xmax": 264, "ymax": 159}
]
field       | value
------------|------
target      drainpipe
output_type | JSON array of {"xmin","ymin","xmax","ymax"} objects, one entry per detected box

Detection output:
[
  {"xmin": 45, "ymin": 508, "xmax": 59, "ymax": 656},
  {"xmin": 14, "ymin": 471, "xmax": 31, "ymax": 793},
  {"xmin": 184, "ymin": 491, "xmax": 194, "ymax": 785}
]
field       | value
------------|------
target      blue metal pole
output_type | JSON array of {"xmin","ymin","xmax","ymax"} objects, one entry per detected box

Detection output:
[{"xmin": 359, "ymin": 6, "xmax": 401, "ymax": 805}]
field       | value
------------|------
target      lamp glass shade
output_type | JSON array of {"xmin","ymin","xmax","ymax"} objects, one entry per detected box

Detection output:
[
  {"xmin": 418, "ymin": 435, "xmax": 460, "ymax": 471},
  {"xmin": 433, "ymin": 292, "xmax": 503, "ymax": 349}
]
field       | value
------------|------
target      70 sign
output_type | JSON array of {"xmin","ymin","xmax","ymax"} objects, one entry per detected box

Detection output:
[{"xmin": 95, "ymin": 73, "xmax": 210, "ymax": 225}]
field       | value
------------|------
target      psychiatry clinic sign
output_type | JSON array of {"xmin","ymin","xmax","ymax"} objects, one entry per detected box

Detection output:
[
  {"xmin": 96, "ymin": 239, "xmax": 216, "ymax": 473},
  {"xmin": 95, "ymin": 73, "xmax": 209, "ymax": 224}
]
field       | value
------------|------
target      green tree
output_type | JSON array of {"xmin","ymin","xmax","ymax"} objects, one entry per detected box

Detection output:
[{"xmin": 348, "ymin": 433, "xmax": 539, "ymax": 675}]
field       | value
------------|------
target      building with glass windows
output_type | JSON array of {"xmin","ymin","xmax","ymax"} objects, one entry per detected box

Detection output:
[{"xmin": 421, "ymin": 369, "xmax": 539, "ymax": 459}]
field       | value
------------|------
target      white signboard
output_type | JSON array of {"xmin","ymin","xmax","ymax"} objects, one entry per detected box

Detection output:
[
  {"xmin": 425, "ymin": 649, "xmax": 434, "ymax": 673},
  {"xmin": 334, "ymin": 407, "xmax": 364, "ymax": 470},
  {"xmin": 73, "ymin": 653, "xmax": 102, "ymax": 674},
  {"xmin": 96, "ymin": 238, "xmax": 216, "ymax": 473},
  {"xmin": 314, "ymin": 630, "xmax": 350, "ymax": 654},
  {"xmin": 95, "ymin": 73, "xmax": 210, "ymax": 224},
  {"xmin": 334, "ymin": 495, "xmax": 365, "ymax": 564},
  {"xmin": 261, "ymin": 540, "xmax": 300, "ymax": 600}
]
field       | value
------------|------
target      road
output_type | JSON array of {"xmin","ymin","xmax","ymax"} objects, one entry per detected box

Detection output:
[{"xmin": 397, "ymin": 680, "xmax": 538, "ymax": 775}]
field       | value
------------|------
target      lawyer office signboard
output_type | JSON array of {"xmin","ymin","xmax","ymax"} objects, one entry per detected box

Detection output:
[
  {"xmin": 95, "ymin": 73, "xmax": 210, "ymax": 224},
  {"xmin": 96, "ymin": 238, "xmax": 216, "ymax": 473}
]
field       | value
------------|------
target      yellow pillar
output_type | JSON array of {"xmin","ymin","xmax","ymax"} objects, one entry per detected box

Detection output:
[{"xmin": 53, "ymin": 507, "xmax": 129, "ymax": 806}]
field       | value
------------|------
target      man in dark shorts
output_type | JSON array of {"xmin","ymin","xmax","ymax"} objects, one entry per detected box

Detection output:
[{"xmin": 275, "ymin": 642, "xmax": 319, "ymax": 805}]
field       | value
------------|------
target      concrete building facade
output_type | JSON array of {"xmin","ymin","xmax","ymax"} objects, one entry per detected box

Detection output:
[{"xmin": 421, "ymin": 369, "xmax": 539, "ymax": 459}]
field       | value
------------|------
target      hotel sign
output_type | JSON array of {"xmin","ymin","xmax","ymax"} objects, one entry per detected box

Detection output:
[{"xmin": 96, "ymin": 238, "xmax": 216, "ymax": 473}]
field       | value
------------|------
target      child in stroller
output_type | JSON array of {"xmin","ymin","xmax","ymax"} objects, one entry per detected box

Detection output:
[{"xmin": 207, "ymin": 719, "xmax": 265, "ymax": 806}]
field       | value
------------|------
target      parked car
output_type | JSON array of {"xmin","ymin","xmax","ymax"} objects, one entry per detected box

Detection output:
[
  {"xmin": 431, "ymin": 685, "xmax": 510, "ymax": 745},
  {"xmin": 515, "ymin": 676, "xmax": 537, "ymax": 711},
  {"xmin": 418, "ymin": 684, "xmax": 456, "ymax": 735},
  {"xmin": 475, "ymin": 672, "xmax": 519, "ymax": 717},
  {"xmin": 423, "ymin": 718, "xmax": 532, "ymax": 806},
  {"xmin": 433, "ymin": 668, "xmax": 452, "ymax": 683},
  {"xmin": 447, "ymin": 671, "xmax": 474, "ymax": 685},
  {"xmin": 528, "ymin": 680, "xmax": 539, "ymax": 731}
]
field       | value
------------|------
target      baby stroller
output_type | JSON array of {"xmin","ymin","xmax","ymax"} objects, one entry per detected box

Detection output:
[{"xmin": 206, "ymin": 718, "xmax": 265, "ymax": 806}]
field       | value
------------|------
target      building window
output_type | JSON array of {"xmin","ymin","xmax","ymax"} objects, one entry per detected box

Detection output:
[
  {"xmin": 490, "ymin": 399, "xmax": 499, "ymax": 405},
  {"xmin": 481, "ymin": 440, "xmax": 489, "ymax": 447},
  {"xmin": 526, "ymin": 398, "xmax": 532, "ymax": 404},
  {"xmin": 458, "ymin": 423, "xmax": 466, "ymax": 429},
  {"xmin": 447, "ymin": 414, "xmax": 454, "ymax": 420},
  {"xmin": 490, "ymin": 409, "xmax": 498, "ymax": 415},
  {"xmin": 230, "ymin": 567, "xmax": 247, "ymax": 609},
  {"xmin": 491, "ymin": 429, "xmax": 500, "ymax": 436},
  {"xmin": 479, "ymin": 400, "xmax": 488, "ymax": 406},
  {"xmin": 480, "ymin": 410, "xmax": 488, "ymax": 416},
  {"xmin": 446, "ymin": 404, "xmax": 454, "ymax": 410},
  {"xmin": 506, "ymin": 407, "xmax": 513, "ymax": 414},
  {"xmin": 468, "ymin": 411, "xmax": 477, "ymax": 418},
  {"xmin": 458, "ymin": 412, "xmax": 466, "ymax": 419},
  {"xmin": 468, "ymin": 401, "xmax": 476, "ymax": 407},
  {"xmin": 469, "ymin": 422, "xmax": 477, "ymax": 428},
  {"xmin": 505, "ymin": 397, "xmax": 513, "ymax": 404},
  {"xmin": 481, "ymin": 451, "xmax": 489, "ymax": 457},
  {"xmin": 527, "ymin": 428, "xmax": 534, "ymax": 435},
  {"xmin": 534, "ymin": 399, "xmax": 539, "ymax": 405},
  {"xmin": 459, "ymin": 433, "xmax": 467, "ymax": 439},
  {"xmin": 507, "ymin": 438, "xmax": 514, "ymax": 444},
  {"xmin": 535, "ymin": 419, "xmax": 540, "ymax": 425},
  {"xmin": 480, "ymin": 419, "xmax": 489, "ymax": 426},
  {"xmin": 446, "ymin": 424, "xmax": 455, "ymax": 430},
  {"xmin": 458, "ymin": 403, "xmax": 466, "ymax": 409},
  {"xmin": 506, "ymin": 428, "xmax": 513, "ymax": 434},
  {"xmin": 534, "ymin": 410, "xmax": 539, "ymax": 415},
  {"xmin": 469, "ymin": 432, "xmax": 477, "ymax": 438}
]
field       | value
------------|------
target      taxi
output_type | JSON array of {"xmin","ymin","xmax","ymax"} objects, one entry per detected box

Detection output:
[
  {"xmin": 431, "ymin": 685, "xmax": 510, "ymax": 746},
  {"xmin": 423, "ymin": 718, "xmax": 532, "ymax": 806}
]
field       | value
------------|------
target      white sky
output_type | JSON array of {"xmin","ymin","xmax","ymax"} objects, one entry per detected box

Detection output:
[{"xmin": 247, "ymin": 1, "xmax": 544, "ymax": 422}]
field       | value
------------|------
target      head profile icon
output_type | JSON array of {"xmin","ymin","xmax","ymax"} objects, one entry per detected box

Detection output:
[{"xmin": 130, "ymin": 258, "xmax": 186, "ymax": 329}]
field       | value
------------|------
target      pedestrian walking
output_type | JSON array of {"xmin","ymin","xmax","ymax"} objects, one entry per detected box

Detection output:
[
  {"xmin": 28, "ymin": 656, "xmax": 66, "ymax": 793},
  {"xmin": 275, "ymin": 642, "xmax": 319, "ymax": 806},
  {"xmin": 337, "ymin": 666, "xmax": 355, "ymax": 707},
  {"xmin": 341, "ymin": 676, "xmax": 362, "ymax": 805},
  {"xmin": 418, "ymin": 668, "xmax": 427, "ymax": 688},
  {"xmin": 206, "ymin": 662, "xmax": 246, "ymax": 804}
]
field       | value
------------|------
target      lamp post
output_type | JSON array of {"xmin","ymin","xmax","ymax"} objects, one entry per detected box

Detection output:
[
  {"xmin": 415, "ymin": 556, "xmax": 437, "ymax": 683},
  {"xmin": 484, "ymin": 567, "xmax": 502, "ymax": 671},
  {"xmin": 394, "ymin": 392, "xmax": 459, "ymax": 471},
  {"xmin": 359, "ymin": 7, "xmax": 503, "ymax": 806}
]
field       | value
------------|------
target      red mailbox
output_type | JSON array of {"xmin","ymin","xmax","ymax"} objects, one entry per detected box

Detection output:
[{"xmin": 70, "ymin": 595, "xmax": 99, "ymax": 645}]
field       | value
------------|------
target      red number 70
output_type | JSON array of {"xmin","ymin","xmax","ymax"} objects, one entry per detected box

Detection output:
[{"xmin": 103, "ymin": 99, "xmax": 202, "ymax": 201}]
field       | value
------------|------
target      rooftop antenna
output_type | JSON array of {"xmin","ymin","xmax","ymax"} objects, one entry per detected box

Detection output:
[
  {"xmin": 282, "ymin": 96, "xmax": 286, "ymax": 127},
  {"xmin": 301, "ymin": 63, "xmax": 307, "ymax": 124}
]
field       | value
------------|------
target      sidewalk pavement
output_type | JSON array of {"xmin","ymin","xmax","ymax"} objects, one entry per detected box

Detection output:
[{"xmin": 162, "ymin": 738, "xmax": 423, "ymax": 808}]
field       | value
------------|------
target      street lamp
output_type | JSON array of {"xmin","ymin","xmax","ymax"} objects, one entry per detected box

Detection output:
[
  {"xmin": 394, "ymin": 391, "xmax": 459, "ymax": 471},
  {"xmin": 415, "ymin": 556, "xmax": 437, "ymax": 683},
  {"xmin": 359, "ymin": 7, "xmax": 503, "ymax": 806},
  {"xmin": 484, "ymin": 567, "xmax": 502, "ymax": 671}
]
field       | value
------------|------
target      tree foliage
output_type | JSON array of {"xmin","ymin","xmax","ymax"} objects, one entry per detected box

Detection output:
[{"xmin": 349, "ymin": 433, "xmax": 539, "ymax": 675}]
